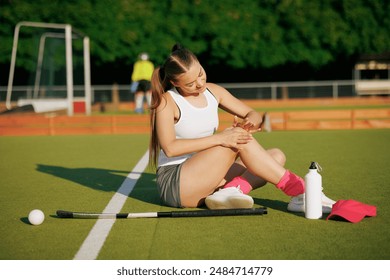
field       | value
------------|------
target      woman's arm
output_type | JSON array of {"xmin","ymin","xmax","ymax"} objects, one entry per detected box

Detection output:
[
  {"xmin": 156, "ymin": 92, "xmax": 252, "ymax": 157},
  {"xmin": 207, "ymin": 83, "xmax": 263, "ymax": 131}
]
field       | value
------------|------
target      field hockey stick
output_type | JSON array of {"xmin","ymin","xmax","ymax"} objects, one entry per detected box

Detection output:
[{"xmin": 56, "ymin": 207, "xmax": 267, "ymax": 219}]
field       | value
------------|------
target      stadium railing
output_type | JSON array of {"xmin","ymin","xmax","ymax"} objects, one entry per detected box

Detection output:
[{"xmin": 0, "ymin": 80, "xmax": 360, "ymax": 104}]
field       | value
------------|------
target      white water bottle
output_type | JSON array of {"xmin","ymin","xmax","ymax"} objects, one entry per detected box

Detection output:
[{"xmin": 304, "ymin": 162, "xmax": 322, "ymax": 219}]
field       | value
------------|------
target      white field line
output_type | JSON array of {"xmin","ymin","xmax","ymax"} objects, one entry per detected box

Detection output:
[{"xmin": 73, "ymin": 151, "xmax": 149, "ymax": 260}]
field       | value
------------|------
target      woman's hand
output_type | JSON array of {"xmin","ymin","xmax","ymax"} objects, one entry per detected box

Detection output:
[
  {"xmin": 218, "ymin": 126, "xmax": 253, "ymax": 150},
  {"xmin": 233, "ymin": 113, "xmax": 262, "ymax": 134}
]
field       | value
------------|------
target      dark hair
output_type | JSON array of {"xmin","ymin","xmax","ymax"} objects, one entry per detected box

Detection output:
[{"xmin": 149, "ymin": 44, "xmax": 199, "ymax": 168}]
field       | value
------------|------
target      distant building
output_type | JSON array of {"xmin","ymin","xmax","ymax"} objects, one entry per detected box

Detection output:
[{"xmin": 354, "ymin": 52, "xmax": 390, "ymax": 95}]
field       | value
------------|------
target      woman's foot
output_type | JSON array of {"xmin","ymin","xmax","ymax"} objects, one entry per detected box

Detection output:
[
  {"xmin": 205, "ymin": 187, "xmax": 254, "ymax": 209},
  {"xmin": 287, "ymin": 192, "xmax": 336, "ymax": 213}
]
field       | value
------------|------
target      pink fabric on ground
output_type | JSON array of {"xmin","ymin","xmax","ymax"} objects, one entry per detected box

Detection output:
[{"xmin": 326, "ymin": 200, "xmax": 377, "ymax": 223}]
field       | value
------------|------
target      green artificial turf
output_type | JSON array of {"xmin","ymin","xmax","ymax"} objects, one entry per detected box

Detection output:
[{"xmin": 0, "ymin": 130, "xmax": 389, "ymax": 260}]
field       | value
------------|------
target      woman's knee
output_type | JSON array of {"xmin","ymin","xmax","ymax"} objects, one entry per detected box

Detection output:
[{"xmin": 268, "ymin": 148, "xmax": 286, "ymax": 166}]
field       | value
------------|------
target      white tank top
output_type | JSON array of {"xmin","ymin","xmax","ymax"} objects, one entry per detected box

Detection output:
[{"xmin": 158, "ymin": 87, "xmax": 219, "ymax": 167}]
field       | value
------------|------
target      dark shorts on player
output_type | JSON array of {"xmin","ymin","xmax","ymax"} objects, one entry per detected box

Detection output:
[{"xmin": 136, "ymin": 80, "xmax": 151, "ymax": 92}]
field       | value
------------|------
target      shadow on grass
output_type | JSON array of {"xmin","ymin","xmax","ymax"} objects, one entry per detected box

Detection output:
[
  {"xmin": 254, "ymin": 197, "xmax": 340, "ymax": 220},
  {"xmin": 20, "ymin": 217, "xmax": 31, "ymax": 225},
  {"xmin": 253, "ymin": 197, "xmax": 304, "ymax": 217},
  {"xmin": 36, "ymin": 164, "xmax": 160, "ymax": 205}
]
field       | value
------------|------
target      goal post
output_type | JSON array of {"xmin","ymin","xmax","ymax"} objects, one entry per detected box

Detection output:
[{"xmin": 6, "ymin": 21, "xmax": 91, "ymax": 116}]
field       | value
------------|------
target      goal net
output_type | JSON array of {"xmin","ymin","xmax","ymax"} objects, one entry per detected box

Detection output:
[{"xmin": 5, "ymin": 22, "xmax": 91, "ymax": 115}]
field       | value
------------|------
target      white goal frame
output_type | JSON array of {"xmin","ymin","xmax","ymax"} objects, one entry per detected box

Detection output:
[{"xmin": 6, "ymin": 21, "xmax": 91, "ymax": 116}]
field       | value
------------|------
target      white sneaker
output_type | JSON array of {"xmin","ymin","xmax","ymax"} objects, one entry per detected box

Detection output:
[
  {"xmin": 205, "ymin": 186, "xmax": 254, "ymax": 210},
  {"xmin": 287, "ymin": 193, "xmax": 336, "ymax": 213}
]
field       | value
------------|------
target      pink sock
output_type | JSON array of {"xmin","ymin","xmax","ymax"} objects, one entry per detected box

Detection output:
[
  {"xmin": 224, "ymin": 176, "xmax": 252, "ymax": 194},
  {"xmin": 276, "ymin": 170, "xmax": 305, "ymax": 196}
]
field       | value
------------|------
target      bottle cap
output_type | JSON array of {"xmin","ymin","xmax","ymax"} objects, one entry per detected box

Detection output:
[{"xmin": 309, "ymin": 162, "xmax": 322, "ymax": 171}]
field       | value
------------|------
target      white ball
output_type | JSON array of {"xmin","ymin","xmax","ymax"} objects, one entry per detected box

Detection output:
[{"xmin": 28, "ymin": 209, "xmax": 45, "ymax": 225}]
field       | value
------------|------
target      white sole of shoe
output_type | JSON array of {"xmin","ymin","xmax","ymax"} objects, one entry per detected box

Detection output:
[{"xmin": 205, "ymin": 196, "xmax": 254, "ymax": 210}]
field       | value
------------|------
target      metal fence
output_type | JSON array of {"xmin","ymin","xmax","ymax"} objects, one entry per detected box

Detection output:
[
  {"xmin": 220, "ymin": 80, "xmax": 356, "ymax": 99},
  {"xmin": 0, "ymin": 80, "xmax": 358, "ymax": 104}
]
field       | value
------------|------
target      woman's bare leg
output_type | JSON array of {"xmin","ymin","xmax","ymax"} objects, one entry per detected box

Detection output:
[
  {"xmin": 237, "ymin": 139, "xmax": 286, "ymax": 184},
  {"xmin": 236, "ymin": 140, "xmax": 304, "ymax": 197},
  {"xmin": 179, "ymin": 145, "xmax": 238, "ymax": 207},
  {"xmin": 224, "ymin": 148, "xmax": 287, "ymax": 190},
  {"xmin": 179, "ymin": 138, "xmax": 288, "ymax": 207}
]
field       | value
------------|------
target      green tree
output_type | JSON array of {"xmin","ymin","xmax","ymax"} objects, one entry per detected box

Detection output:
[{"xmin": 1, "ymin": 0, "xmax": 389, "ymax": 80}]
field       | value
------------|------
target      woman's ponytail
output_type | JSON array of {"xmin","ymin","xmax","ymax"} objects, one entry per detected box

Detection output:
[{"xmin": 150, "ymin": 66, "xmax": 164, "ymax": 110}]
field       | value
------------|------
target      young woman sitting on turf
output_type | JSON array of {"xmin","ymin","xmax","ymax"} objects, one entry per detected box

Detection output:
[{"xmin": 149, "ymin": 44, "xmax": 334, "ymax": 211}]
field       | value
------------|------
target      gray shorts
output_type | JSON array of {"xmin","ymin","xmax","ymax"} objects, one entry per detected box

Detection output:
[{"xmin": 156, "ymin": 164, "xmax": 183, "ymax": 208}]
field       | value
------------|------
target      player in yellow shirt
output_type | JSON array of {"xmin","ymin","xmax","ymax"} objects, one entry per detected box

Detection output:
[{"xmin": 131, "ymin": 53, "xmax": 154, "ymax": 113}]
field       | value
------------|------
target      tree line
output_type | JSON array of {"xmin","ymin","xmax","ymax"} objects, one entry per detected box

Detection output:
[{"xmin": 1, "ymin": 0, "xmax": 389, "ymax": 83}]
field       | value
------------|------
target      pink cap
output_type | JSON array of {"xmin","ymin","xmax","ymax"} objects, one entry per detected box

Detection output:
[{"xmin": 326, "ymin": 199, "xmax": 376, "ymax": 223}]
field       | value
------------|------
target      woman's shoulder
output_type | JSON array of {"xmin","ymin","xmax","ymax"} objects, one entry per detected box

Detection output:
[
  {"xmin": 207, "ymin": 82, "xmax": 229, "ymax": 93},
  {"xmin": 206, "ymin": 82, "xmax": 220, "ymax": 91},
  {"xmin": 206, "ymin": 83, "xmax": 229, "ymax": 99},
  {"xmin": 155, "ymin": 91, "xmax": 170, "ymax": 109}
]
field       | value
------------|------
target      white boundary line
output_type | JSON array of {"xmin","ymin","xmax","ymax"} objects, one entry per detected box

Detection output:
[{"xmin": 73, "ymin": 151, "xmax": 149, "ymax": 260}]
